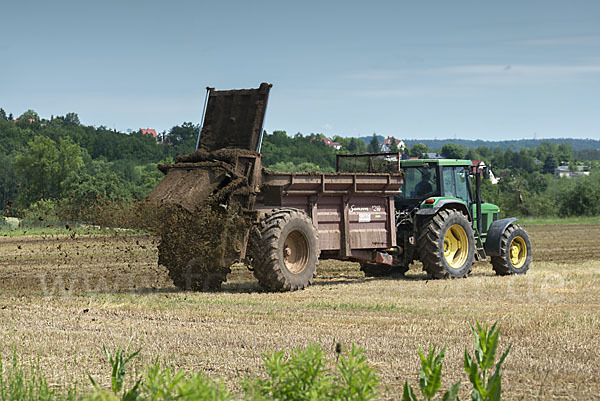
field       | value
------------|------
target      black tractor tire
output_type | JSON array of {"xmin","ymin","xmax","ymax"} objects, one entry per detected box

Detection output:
[
  {"xmin": 491, "ymin": 224, "xmax": 532, "ymax": 275},
  {"xmin": 360, "ymin": 262, "xmax": 409, "ymax": 277},
  {"xmin": 417, "ymin": 209, "xmax": 475, "ymax": 279},
  {"xmin": 249, "ymin": 208, "xmax": 320, "ymax": 292}
]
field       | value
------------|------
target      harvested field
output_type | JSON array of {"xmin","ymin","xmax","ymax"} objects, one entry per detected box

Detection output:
[{"xmin": 0, "ymin": 224, "xmax": 599, "ymax": 400}]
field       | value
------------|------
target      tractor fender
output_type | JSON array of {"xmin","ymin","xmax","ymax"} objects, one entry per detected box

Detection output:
[
  {"xmin": 416, "ymin": 199, "xmax": 470, "ymax": 218},
  {"xmin": 484, "ymin": 218, "xmax": 518, "ymax": 256}
]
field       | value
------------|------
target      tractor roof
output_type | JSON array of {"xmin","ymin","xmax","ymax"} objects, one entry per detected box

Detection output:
[{"xmin": 400, "ymin": 159, "xmax": 473, "ymax": 167}]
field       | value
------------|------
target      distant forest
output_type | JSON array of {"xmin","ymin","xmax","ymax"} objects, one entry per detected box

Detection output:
[
  {"xmin": 1, "ymin": 107, "xmax": 599, "ymax": 220},
  {"xmin": 358, "ymin": 135, "xmax": 600, "ymax": 153}
]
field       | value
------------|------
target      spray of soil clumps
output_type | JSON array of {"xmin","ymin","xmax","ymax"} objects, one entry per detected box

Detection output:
[{"xmin": 139, "ymin": 148, "xmax": 259, "ymax": 290}]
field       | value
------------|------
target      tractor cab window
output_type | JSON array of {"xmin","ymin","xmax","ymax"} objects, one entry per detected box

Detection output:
[
  {"xmin": 442, "ymin": 166, "xmax": 471, "ymax": 203},
  {"xmin": 400, "ymin": 167, "xmax": 438, "ymax": 199},
  {"xmin": 454, "ymin": 167, "xmax": 470, "ymax": 202}
]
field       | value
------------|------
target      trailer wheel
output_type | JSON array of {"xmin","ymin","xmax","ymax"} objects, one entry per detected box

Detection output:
[
  {"xmin": 418, "ymin": 209, "xmax": 475, "ymax": 278},
  {"xmin": 249, "ymin": 208, "xmax": 319, "ymax": 291},
  {"xmin": 491, "ymin": 224, "xmax": 532, "ymax": 275},
  {"xmin": 360, "ymin": 263, "xmax": 409, "ymax": 277}
]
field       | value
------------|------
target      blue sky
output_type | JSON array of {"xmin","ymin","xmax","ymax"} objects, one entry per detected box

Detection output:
[{"xmin": 2, "ymin": 0, "xmax": 599, "ymax": 140}]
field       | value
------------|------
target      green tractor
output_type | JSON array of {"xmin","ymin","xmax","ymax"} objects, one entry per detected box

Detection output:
[{"xmin": 345, "ymin": 156, "xmax": 533, "ymax": 279}]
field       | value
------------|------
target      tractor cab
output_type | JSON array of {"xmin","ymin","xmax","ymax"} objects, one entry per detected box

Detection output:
[{"xmin": 396, "ymin": 159, "xmax": 471, "ymax": 207}]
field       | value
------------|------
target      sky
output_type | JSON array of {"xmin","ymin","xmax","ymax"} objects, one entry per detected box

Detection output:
[{"xmin": 1, "ymin": 0, "xmax": 599, "ymax": 140}]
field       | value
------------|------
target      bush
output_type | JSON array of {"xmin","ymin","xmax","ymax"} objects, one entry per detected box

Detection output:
[{"xmin": 244, "ymin": 343, "xmax": 379, "ymax": 401}]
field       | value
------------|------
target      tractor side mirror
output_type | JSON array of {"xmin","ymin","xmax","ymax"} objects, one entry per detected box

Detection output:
[{"xmin": 483, "ymin": 166, "xmax": 490, "ymax": 179}]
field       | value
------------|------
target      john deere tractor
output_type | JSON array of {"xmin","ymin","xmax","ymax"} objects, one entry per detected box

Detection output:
[{"xmin": 339, "ymin": 155, "xmax": 533, "ymax": 279}]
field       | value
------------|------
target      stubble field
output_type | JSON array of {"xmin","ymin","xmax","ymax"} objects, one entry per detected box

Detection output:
[{"xmin": 0, "ymin": 224, "xmax": 598, "ymax": 400}]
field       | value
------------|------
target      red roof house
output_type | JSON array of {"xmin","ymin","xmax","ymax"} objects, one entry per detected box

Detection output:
[
  {"xmin": 319, "ymin": 137, "xmax": 342, "ymax": 150},
  {"xmin": 140, "ymin": 128, "xmax": 158, "ymax": 137}
]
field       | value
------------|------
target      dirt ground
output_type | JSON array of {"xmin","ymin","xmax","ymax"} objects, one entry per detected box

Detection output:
[{"xmin": 0, "ymin": 224, "xmax": 598, "ymax": 400}]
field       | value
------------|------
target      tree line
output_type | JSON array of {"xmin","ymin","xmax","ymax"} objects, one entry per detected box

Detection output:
[{"xmin": 1, "ymin": 108, "xmax": 599, "ymax": 221}]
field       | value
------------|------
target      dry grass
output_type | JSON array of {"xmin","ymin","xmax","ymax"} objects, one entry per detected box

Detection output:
[{"xmin": 0, "ymin": 224, "xmax": 599, "ymax": 400}]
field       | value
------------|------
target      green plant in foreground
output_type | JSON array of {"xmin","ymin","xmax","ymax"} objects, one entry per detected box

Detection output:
[
  {"xmin": 244, "ymin": 343, "xmax": 379, "ymax": 401},
  {"xmin": 1, "ymin": 322, "xmax": 510, "ymax": 400},
  {"xmin": 143, "ymin": 364, "xmax": 232, "ymax": 401},
  {"xmin": 402, "ymin": 346, "xmax": 460, "ymax": 401},
  {"xmin": 87, "ymin": 345, "xmax": 141, "ymax": 401},
  {"xmin": 0, "ymin": 351, "xmax": 77, "ymax": 401},
  {"xmin": 464, "ymin": 321, "xmax": 511, "ymax": 401}
]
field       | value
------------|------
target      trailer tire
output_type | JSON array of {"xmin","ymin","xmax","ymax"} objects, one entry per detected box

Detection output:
[
  {"xmin": 491, "ymin": 224, "xmax": 532, "ymax": 275},
  {"xmin": 249, "ymin": 208, "xmax": 319, "ymax": 291},
  {"xmin": 418, "ymin": 209, "xmax": 475, "ymax": 279}
]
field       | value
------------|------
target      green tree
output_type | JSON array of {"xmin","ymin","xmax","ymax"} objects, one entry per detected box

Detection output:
[
  {"xmin": 18, "ymin": 109, "xmax": 40, "ymax": 122},
  {"xmin": 440, "ymin": 143, "xmax": 467, "ymax": 159},
  {"xmin": 0, "ymin": 108, "xmax": 7, "ymax": 121},
  {"xmin": 465, "ymin": 148, "xmax": 481, "ymax": 161},
  {"xmin": 0, "ymin": 153, "xmax": 19, "ymax": 212},
  {"xmin": 558, "ymin": 175, "xmax": 600, "ymax": 216},
  {"xmin": 542, "ymin": 154, "xmax": 558, "ymax": 174},
  {"xmin": 368, "ymin": 134, "xmax": 380, "ymax": 153},
  {"xmin": 168, "ymin": 122, "xmax": 199, "ymax": 146},
  {"xmin": 14, "ymin": 136, "xmax": 83, "ymax": 205},
  {"xmin": 557, "ymin": 143, "xmax": 574, "ymax": 164},
  {"xmin": 64, "ymin": 112, "xmax": 80, "ymax": 126},
  {"xmin": 410, "ymin": 143, "xmax": 429, "ymax": 158}
]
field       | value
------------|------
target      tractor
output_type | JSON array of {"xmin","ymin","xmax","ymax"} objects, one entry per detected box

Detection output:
[{"xmin": 337, "ymin": 154, "xmax": 532, "ymax": 279}]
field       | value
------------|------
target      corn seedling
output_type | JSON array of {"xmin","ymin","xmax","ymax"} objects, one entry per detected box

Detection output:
[
  {"xmin": 402, "ymin": 346, "xmax": 460, "ymax": 401},
  {"xmin": 87, "ymin": 345, "xmax": 141, "ymax": 401},
  {"xmin": 463, "ymin": 321, "xmax": 511, "ymax": 401}
]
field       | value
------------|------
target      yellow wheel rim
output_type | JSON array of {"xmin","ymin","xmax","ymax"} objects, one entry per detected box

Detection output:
[
  {"xmin": 509, "ymin": 236, "xmax": 527, "ymax": 269},
  {"xmin": 443, "ymin": 224, "xmax": 469, "ymax": 268}
]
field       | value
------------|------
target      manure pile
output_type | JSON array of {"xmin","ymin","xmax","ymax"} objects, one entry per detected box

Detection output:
[{"xmin": 142, "ymin": 149, "xmax": 258, "ymax": 291}]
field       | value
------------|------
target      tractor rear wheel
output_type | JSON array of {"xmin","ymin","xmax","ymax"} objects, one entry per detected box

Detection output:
[
  {"xmin": 491, "ymin": 224, "xmax": 532, "ymax": 275},
  {"xmin": 360, "ymin": 263, "xmax": 409, "ymax": 277},
  {"xmin": 249, "ymin": 208, "xmax": 319, "ymax": 291},
  {"xmin": 418, "ymin": 209, "xmax": 475, "ymax": 278}
]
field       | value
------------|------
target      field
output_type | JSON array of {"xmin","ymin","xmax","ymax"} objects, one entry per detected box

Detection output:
[{"xmin": 0, "ymin": 224, "xmax": 599, "ymax": 400}]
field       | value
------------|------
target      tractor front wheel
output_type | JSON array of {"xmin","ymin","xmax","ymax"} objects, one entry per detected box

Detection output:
[
  {"xmin": 491, "ymin": 224, "xmax": 532, "ymax": 275},
  {"xmin": 418, "ymin": 209, "xmax": 475, "ymax": 279}
]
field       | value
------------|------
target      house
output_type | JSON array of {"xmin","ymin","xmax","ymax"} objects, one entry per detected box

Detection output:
[
  {"xmin": 424, "ymin": 152, "xmax": 444, "ymax": 159},
  {"xmin": 471, "ymin": 160, "xmax": 499, "ymax": 184},
  {"xmin": 140, "ymin": 128, "xmax": 158, "ymax": 138},
  {"xmin": 554, "ymin": 165, "xmax": 590, "ymax": 178},
  {"xmin": 319, "ymin": 137, "xmax": 342, "ymax": 150},
  {"xmin": 380, "ymin": 137, "xmax": 406, "ymax": 152}
]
